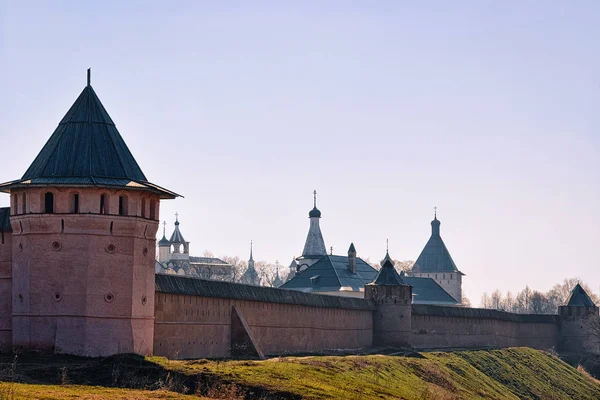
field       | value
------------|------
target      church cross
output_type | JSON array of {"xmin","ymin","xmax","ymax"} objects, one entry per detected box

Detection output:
[
  {"xmin": 175, "ymin": 212, "xmax": 179, "ymax": 222},
  {"xmin": 162, "ymin": 221, "xmax": 167, "ymax": 234},
  {"xmin": 314, "ymin": 190, "xmax": 317, "ymax": 207},
  {"xmin": 434, "ymin": 206, "xmax": 437, "ymax": 219}
]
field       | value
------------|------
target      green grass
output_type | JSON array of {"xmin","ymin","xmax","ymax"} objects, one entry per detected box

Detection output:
[
  {"xmin": 0, "ymin": 348, "xmax": 598, "ymax": 399},
  {"xmin": 150, "ymin": 347, "xmax": 600, "ymax": 399}
]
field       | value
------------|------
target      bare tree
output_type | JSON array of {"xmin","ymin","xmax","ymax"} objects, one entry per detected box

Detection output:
[
  {"xmin": 221, "ymin": 256, "xmax": 246, "ymax": 283},
  {"xmin": 395, "ymin": 260, "xmax": 415, "ymax": 272},
  {"xmin": 480, "ymin": 293, "xmax": 490, "ymax": 308},
  {"xmin": 490, "ymin": 290, "xmax": 503, "ymax": 310}
]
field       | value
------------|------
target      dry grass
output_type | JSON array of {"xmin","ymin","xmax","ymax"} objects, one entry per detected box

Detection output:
[{"xmin": 0, "ymin": 382, "xmax": 202, "ymax": 400}]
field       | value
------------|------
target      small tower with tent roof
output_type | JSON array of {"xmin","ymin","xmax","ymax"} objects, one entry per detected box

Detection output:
[
  {"xmin": 365, "ymin": 246, "xmax": 413, "ymax": 347},
  {"xmin": 558, "ymin": 283, "xmax": 599, "ymax": 354}
]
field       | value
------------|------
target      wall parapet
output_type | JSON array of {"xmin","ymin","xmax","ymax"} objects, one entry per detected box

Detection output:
[
  {"xmin": 155, "ymin": 274, "xmax": 375, "ymax": 311},
  {"xmin": 412, "ymin": 304, "xmax": 559, "ymax": 324}
]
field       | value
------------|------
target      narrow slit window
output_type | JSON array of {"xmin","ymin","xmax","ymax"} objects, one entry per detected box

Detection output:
[
  {"xmin": 100, "ymin": 194, "xmax": 108, "ymax": 215},
  {"xmin": 149, "ymin": 198, "xmax": 156, "ymax": 220},
  {"xmin": 22, "ymin": 193, "xmax": 27, "ymax": 214},
  {"xmin": 119, "ymin": 196, "xmax": 128, "ymax": 216},
  {"xmin": 72, "ymin": 194, "xmax": 80, "ymax": 213},
  {"xmin": 44, "ymin": 192, "xmax": 54, "ymax": 214},
  {"xmin": 13, "ymin": 194, "xmax": 18, "ymax": 215}
]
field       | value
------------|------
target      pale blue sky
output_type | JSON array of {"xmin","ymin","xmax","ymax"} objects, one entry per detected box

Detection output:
[{"xmin": 1, "ymin": 1, "xmax": 599, "ymax": 303}]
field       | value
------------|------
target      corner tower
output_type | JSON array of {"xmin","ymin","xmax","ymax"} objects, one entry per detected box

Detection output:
[
  {"xmin": 558, "ymin": 284, "xmax": 599, "ymax": 354},
  {"xmin": 411, "ymin": 211, "xmax": 464, "ymax": 303},
  {"xmin": 0, "ymin": 70, "xmax": 179, "ymax": 356}
]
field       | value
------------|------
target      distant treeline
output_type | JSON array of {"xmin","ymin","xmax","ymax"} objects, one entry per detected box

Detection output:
[{"xmin": 479, "ymin": 278, "xmax": 599, "ymax": 314}]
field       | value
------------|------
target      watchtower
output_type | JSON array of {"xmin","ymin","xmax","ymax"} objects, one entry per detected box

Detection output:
[
  {"xmin": 558, "ymin": 284, "xmax": 599, "ymax": 354},
  {"xmin": 365, "ymin": 250, "xmax": 413, "ymax": 347},
  {"xmin": 0, "ymin": 70, "xmax": 179, "ymax": 356}
]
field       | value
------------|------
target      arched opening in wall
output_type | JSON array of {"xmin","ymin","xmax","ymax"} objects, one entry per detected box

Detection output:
[
  {"xmin": 13, "ymin": 194, "xmax": 18, "ymax": 215},
  {"xmin": 149, "ymin": 198, "xmax": 156, "ymax": 220},
  {"xmin": 119, "ymin": 195, "xmax": 128, "ymax": 216},
  {"xmin": 22, "ymin": 193, "xmax": 27, "ymax": 214},
  {"xmin": 100, "ymin": 194, "xmax": 109, "ymax": 215},
  {"xmin": 44, "ymin": 192, "xmax": 54, "ymax": 214},
  {"xmin": 141, "ymin": 197, "xmax": 146, "ymax": 218},
  {"xmin": 70, "ymin": 193, "xmax": 80, "ymax": 213}
]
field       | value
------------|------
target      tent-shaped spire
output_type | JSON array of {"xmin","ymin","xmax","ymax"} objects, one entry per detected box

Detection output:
[
  {"xmin": 0, "ymin": 69, "xmax": 178, "ymax": 198},
  {"xmin": 169, "ymin": 214, "xmax": 186, "ymax": 243},
  {"xmin": 412, "ymin": 213, "xmax": 463, "ymax": 274},
  {"xmin": 567, "ymin": 284, "xmax": 597, "ymax": 307},
  {"xmin": 302, "ymin": 190, "xmax": 327, "ymax": 257},
  {"xmin": 371, "ymin": 251, "xmax": 406, "ymax": 286}
]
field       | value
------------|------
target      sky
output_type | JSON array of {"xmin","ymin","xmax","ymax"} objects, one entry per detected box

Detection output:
[{"xmin": 1, "ymin": 1, "xmax": 599, "ymax": 304}]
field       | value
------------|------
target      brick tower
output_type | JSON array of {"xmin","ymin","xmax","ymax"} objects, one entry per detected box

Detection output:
[
  {"xmin": 365, "ymin": 250, "xmax": 413, "ymax": 347},
  {"xmin": 0, "ymin": 70, "xmax": 179, "ymax": 356},
  {"xmin": 558, "ymin": 284, "xmax": 599, "ymax": 354}
]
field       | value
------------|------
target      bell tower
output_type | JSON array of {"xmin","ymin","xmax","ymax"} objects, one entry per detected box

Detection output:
[{"xmin": 0, "ymin": 70, "xmax": 179, "ymax": 356}]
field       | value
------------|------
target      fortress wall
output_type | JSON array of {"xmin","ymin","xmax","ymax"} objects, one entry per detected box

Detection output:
[
  {"xmin": 154, "ymin": 275, "xmax": 374, "ymax": 359},
  {"xmin": 0, "ymin": 229, "xmax": 12, "ymax": 350},
  {"xmin": 410, "ymin": 305, "xmax": 559, "ymax": 350}
]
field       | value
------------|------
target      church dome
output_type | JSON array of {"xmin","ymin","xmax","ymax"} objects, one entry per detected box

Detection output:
[
  {"xmin": 158, "ymin": 236, "xmax": 171, "ymax": 246},
  {"xmin": 309, "ymin": 206, "xmax": 321, "ymax": 218}
]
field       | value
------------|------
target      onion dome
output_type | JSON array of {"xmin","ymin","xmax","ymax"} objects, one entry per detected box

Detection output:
[{"xmin": 309, "ymin": 190, "xmax": 321, "ymax": 218}]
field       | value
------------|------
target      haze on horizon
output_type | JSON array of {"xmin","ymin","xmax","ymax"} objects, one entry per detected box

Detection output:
[{"xmin": 1, "ymin": 1, "xmax": 599, "ymax": 304}]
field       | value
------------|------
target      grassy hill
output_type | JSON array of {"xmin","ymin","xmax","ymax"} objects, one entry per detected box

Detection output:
[{"xmin": 0, "ymin": 347, "xmax": 599, "ymax": 399}]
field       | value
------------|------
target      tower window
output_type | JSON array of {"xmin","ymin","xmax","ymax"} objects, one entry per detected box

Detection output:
[
  {"xmin": 71, "ymin": 194, "xmax": 80, "ymax": 213},
  {"xmin": 22, "ymin": 193, "xmax": 27, "ymax": 214},
  {"xmin": 13, "ymin": 194, "xmax": 19, "ymax": 215},
  {"xmin": 44, "ymin": 192, "xmax": 54, "ymax": 214},
  {"xmin": 451, "ymin": 274, "xmax": 453, "ymax": 280},
  {"xmin": 141, "ymin": 198, "xmax": 146, "ymax": 218},
  {"xmin": 100, "ymin": 194, "xmax": 109, "ymax": 215},
  {"xmin": 149, "ymin": 198, "xmax": 156, "ymax": 220},
  {"xmin": 118, "ymin": 196, "xmax": 128, "ymax": 216}
]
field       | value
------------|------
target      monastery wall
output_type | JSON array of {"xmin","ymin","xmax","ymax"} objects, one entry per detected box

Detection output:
[
  {"xmin": 0, "ymin": 227, "xmax": 12, "ymax": 349},
  {"xmin": 410, "ymin": 305, "xmax": 559, "ymax": 350},
  {"xmin": 154, "ymin": 275, "xmax": 374, "ymax": 359}
]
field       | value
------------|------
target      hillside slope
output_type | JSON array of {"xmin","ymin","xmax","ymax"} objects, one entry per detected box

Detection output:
[
  {"xmin": 0, "ymin": 348, "xmax": 598, "ymax": 399},
  {"xmin": 153, "ymin": 347, "xmax": 600, "ymax": 399}
]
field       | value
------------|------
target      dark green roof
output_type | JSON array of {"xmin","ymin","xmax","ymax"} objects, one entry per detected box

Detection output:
[
  {"xmin": 155, "ymin": 274, "xmax": 375, "ymax": 311},
  {"xmin": 0, "ymin": 74, "xmax": 179, "ymax": 198},
  {"xmin": 281, "ymin": 255, "xmax": 378, "ymax": 293},
  {"xmin": 402, "ymin": 276, "xmax": 459, "ymax": 305},
  {"xmin": 158, "ymin": 235, "xmax": 171, "ymax": 246},
  {"xmin": 348, "ymin": 243, "xmax": 356, "ymax": 253},
  {"xmin": 281, "ymin": 254, "xmax": 458, "ymax": 305},
  {"xmin": 412, "ymin": 217, "xmax": 462, "ymax": 274},
  {"xmin": 371, "ymin": 252, "xmax": 406, "ymax": 285},
  {"xmin": 567, "ymin": 284, "xmax": 596, "ymax": 307},
  {"xmin": 412, "ymin": 304, "xmax": 558, "ymax": 323},
  {"xmin": 0, "ymin": 208, "xmax": 11, "ymax": 232}
]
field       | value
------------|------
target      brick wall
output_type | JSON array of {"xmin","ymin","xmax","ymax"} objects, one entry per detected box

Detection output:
[
  {"xmin": 410, "ymin": 305, "xmax": 559, "ymax": 350},
  {"xmin": 0, "ymin": 217, "xmax": 12, "ymax": 350},
  {"xmin": 153, "ymin": 276, "xmax": 374, "ymax": 359}
]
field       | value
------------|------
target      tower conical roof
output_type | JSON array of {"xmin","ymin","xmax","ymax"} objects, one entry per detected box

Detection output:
[
  {"xmin": 169, "ymin": 217, "xmax": 186, "ymax": 243},
  {"xmin": 567, "ymin": 284, "xmax": 596, "ymax": 307},
  {"xmin": 0, "ymin": 70, "xmax": 179, "ymax": 198},
  {"xmin": 371, "ymin": 251, "xmax": 406, "ymax": 285},
  {"xmin": 412, "ymin": 214, "xmax": 462, "ymax": 274}
]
